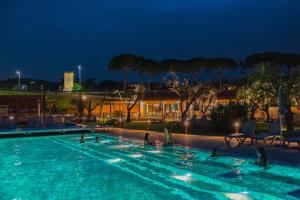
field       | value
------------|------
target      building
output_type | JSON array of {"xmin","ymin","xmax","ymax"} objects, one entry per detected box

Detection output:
[
  {"xmin": 79, "ymin": 90, "xmax": 300, "ymax": 122},
  {"xmin": 63, "ymin": 71, "xmax": 74, "ymax": 92},
  {"xmin": 0, "ymin": 95, "xmax": 43, "ymax": 122}
]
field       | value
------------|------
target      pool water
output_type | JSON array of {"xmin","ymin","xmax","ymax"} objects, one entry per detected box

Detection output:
[{"xmin": 0, "ymin": 134, "xmax": 300, "ymax": 200}]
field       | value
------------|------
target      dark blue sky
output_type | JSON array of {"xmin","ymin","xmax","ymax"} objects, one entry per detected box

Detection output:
[{"xmin": 0, "ymin": 0, "xmax": 300, "ymax": 82}]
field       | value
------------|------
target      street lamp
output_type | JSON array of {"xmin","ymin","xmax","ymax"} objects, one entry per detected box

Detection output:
[
  {"xmin": 16, "ymin": 71, "xmax": 21, "ymax": 88},
  {"xmin": 77, "ymin": 65, "xmax": 83, "ymax": 123},
  {"xmin": 78, "ymin": 65, "xmax": 82, "ymax": 86}
]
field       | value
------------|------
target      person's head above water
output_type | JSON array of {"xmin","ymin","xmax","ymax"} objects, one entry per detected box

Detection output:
[{"xmin": 144, "ymin": 132, "xmax": 150, "ymax": 140}]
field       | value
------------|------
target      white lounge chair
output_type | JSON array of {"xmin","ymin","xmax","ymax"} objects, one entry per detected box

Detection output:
[
  {"xmin": 254, "ymin": 121, "xmax": 281, "ymax": 146},
  {"xmin": 224, "ymin": 121, "xmax": 256, "ymax": 145},
  {"xmin": 283, "ymin": 130, "xmax": 300, "ymax": 148}
]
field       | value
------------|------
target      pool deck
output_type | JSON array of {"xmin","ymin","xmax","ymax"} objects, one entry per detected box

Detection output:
[
  {"xmin": 107, "ymin": 128, "xmax": 300, "ymax": 167},
  {"xmin": 0, "ymin": 127, "xmax": 92, "ymax": 138}
]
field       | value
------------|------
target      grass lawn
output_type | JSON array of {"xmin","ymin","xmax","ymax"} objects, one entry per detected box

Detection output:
[{"xmin": 0, "ymin": 90, "xmax": 41, "ymax": 95}]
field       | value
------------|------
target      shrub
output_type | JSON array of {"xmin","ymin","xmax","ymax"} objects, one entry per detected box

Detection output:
[
  {"xmin": 113, "ymin": 110, "xmax": 124, "ymax": 118},
  {"xmin": 210, "ymin": 102, "xmax": 250, "ymax": 133}
]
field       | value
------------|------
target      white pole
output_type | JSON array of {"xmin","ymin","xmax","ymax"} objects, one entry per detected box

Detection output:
[
  {"xmin": 78, "ymin": 65, "xmax": 82, "ymax": 86},
  {"xmin": 16, "ymin": 71, "xmax": 21, "ymax": 88}
]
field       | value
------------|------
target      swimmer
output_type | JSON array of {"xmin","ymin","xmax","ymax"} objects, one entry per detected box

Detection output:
[
  {"xmin": 144, "ymin": 132, "xmax": 156, "ymax": 146},
  {"xmin": 95, "ymin": 136, "xmax": 100, "ymax": 143},
  {"xmin": 80, "ymin": 133, "xmax": 85, "ymax": 143},
  {"xmin": 210, "ymin": 148, "xmax": 223, "ymax": 157},
  {"xmin": 163, "ymin": 127, "xmax": 173, "ymax": 146}
]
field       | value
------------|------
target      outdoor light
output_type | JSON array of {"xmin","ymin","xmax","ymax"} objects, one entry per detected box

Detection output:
[
  {"xmin": 173, "ymin": 173, "xmax": 192, "ymax": 182},
  {"xmin": 147, "ymin": 118, "xmax": 151, "ymax": 130},
  {"xmin": 96, "ymin": 117, "xmax": 100, "ymax": 126},
  {"xmin": 184, "ymin": 120, "xmax": 189, "ymax": 134},
  {"xmin": 234, "ymin": 121, "xmax": 240, "ymax": 133},
  {"xmin": 119, "ymin": 117, "xmax": 122, "ymax": 128},
  {"xmin": 9, "ymin": 116, "xmax": 14, "ymax": 120},
  {"xmin": 82, "ymin": 95, "xmax": 87, "ymax": 100},
  {"xmin": 107, "ymin": 158, "xmax": 123, "ymax": 164},
  {"xmin": 16, "ymin": 70, "xmax": 21, "ymax": 88},
  {"xmin": 78, "ymin": 65, "xmax": 82, "ymax": 86}
]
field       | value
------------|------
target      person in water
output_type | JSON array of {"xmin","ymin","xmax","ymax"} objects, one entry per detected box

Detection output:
[
  {"xmin": 163, "ymin": 127, "xmax": 173, "ymax": 146},
  {"xmin": 256, "ymin": 147, "xmax": 268, "ymax": 168},
  {"xmin": 210, "ymin": 148, "xmax": 223, "ymax": 157},
  {"xmin": 144, "ymin": 132, "xmax": 155, "ymax": 146},
  {"xmin": 80, "ymin": 133, "xmax": 85, "ymax": 143},
  {"xmin": 95, "ymin": 136, "xmax": 100, "ymax": 143}
]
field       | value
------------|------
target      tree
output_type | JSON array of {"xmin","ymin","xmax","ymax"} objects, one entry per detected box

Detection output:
[
  {"xmin": 84, "ymin": 78, "xmax": 98, "ymax": 91},
  {"xmin": 159, "ymin": 59, "xmax": 183, "ymax": 73},
  {"xmin": 197, "ymin": 88, "xmax": 217, "ymax": 119},
  {"xmin": 83, "ymin": 99, "xmax": 100, "ymax": 122},
  {"xmin": 207, "ymin": 58, "xmax": 238, "ymax": 89},
  {"xmin": 237, "ymin": 83, "xmax": 273, "ymax": 121},
  {"xmin": 166, "ymin": 72, "xmax": 209, "ymax": 122},
  {"xmin": 108, "ymin": 53, "xmax": 139, "ymax": 91},
  {"xmin": 135, "ymin": 57, "xmax": 160, "ymax": 90},
  {"xmin": 244, "ymin": 52, "xmax": 300, "ymax": 76},
  {"xmin": 183, "ymin": 57, "xmax": 207, "ymax": 83},
  {"xmin": 244, "ymin": 63, "xmax": 300, "ymax": 132},
  {"xmin": 114, "ymin": 84, "xmax": 145, "ymax": 122}
]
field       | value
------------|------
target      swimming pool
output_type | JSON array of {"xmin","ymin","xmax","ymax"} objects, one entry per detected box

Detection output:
[{"xmin": 0, "ymin": 134, "xmax": 300, "ymax": 200}]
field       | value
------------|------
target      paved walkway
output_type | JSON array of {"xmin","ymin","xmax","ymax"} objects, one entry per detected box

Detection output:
[{"xmin": 106, "ymin": 128, "xmax": 300, "ymax": 167}]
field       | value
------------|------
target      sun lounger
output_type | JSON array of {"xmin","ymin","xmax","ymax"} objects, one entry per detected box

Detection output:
[
  {"xmin": 44, "ymin": 117, "xmax": 60, "ymax": 128},
  {"xmin": 224, "ymin": 121, "xmax": 256, "ymax": 144},
  {"xmin": 254, "ymin": 121, "xmax": 281, "ymax": 146},
  {"xmin": 28, "ymin": 117, "xmax": 41, "ymax": 128},
  {"xmin": 0, "ymin": 116, "xmax": 18, "ymax": 129},
  {"xmin": 283, "ymin": 130, "xmax": 300, "ymax": 148}
]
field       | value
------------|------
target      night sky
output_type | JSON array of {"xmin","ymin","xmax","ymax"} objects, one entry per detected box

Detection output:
[{"xmin": 0, "ymin": 0, "xmax": 300, "ymax": 82}]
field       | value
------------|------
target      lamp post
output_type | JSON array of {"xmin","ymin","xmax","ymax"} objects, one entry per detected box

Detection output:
[
  {"xmin": 81, "ymin": 95, "xmax": 87, "ymax": 123},
  {"xmin": 234, "ymin": 121, "xmax": 240, "ymax": 133},
  {"xmin": 147, "ymin": 118, "xmax": 151, "ymax": 131},
  {"xmin": 119, "ymin": 118, "xmax": 122, "ymax": 128},
  {"xmin": 16, "ymin": 71, "xmax": 21, "ymax": 88},
  {"xmin": 184, "ymin": 120, "xmax": 189, "ymax": 134},
  {"xmin": 78, "ymin": 65, "xmax": 82, "ymax": 86},
  {"xmin": 78, "ymin": 65, "xmax": 82, "ymax": 123}
]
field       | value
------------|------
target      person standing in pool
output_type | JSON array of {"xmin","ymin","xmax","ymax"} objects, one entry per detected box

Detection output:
[
  {"xmin": 80, "ymin": 133, "xmax": 85, "ymax": 143},
  {"xmin": 144, "ymin": 133, "xmax": 156, "ymax": 146},
  {"xmin": 163, "ymin": 127, "xmax": 173, "ymax": 146},
  {"xmin": 256, "ymin": 147, "xmax": 268, "ymax": 168},
  {"xmin": 95, "ymin": 136, "xmax": 100, "ymax": 143},
  {"xmin": 210, "ymin": 148, "xmax": 222, "ymax": 157}
]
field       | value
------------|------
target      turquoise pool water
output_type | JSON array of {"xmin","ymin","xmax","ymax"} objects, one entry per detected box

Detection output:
[{"xmin": 0, "ymin": 134, "xmax": 300, "ymax": 200}]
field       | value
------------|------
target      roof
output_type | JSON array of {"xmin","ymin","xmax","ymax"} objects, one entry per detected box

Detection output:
[
  {"xmin": 217, "ymin": 90, "xmax": 236, "ymax": 99},
  {"xmin": 141, "ymin": 90, "xmax": 179, "ymax": 100}
]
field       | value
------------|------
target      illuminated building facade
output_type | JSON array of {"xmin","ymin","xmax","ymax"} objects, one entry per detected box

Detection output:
[{"xmin": 63, "ymin": 71, "xmax": 74, "ymax": 92}]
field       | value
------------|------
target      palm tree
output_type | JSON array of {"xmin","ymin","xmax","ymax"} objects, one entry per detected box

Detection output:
[
  {"xmin": 108, "ymin": 53, "xmax": 139, "ymax": 91},
  {"xmin": 135, "ymin": 57, "xmax": 159, "ymax": 90},
  {"xmin": 207, "ymin": 58, "xmax": 238, "ymax": 89}
]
